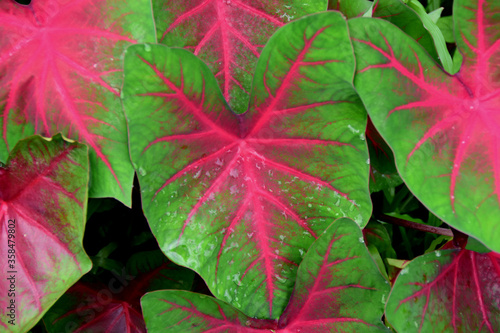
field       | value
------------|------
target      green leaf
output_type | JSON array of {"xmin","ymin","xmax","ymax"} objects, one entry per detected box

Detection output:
[
  {"xmin": 350, "ymin": 0, "xmax": 500, "ymax": 252},
  {"xmin": 141, "ymin": 218, "xmax": 390, "ymax": 332},
  {"xmin": 124, "ymin": 12, "xmax": 371, "ymax": 318}
]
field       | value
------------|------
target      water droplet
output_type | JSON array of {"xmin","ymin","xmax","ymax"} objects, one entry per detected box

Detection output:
[
  {"xmin": 275, "ymin": 274, "xmax": 287, "ymax": 283},
  {"xmin": 230, "ymin": 168, "xmax": 239, "ymax": 178},
  {"xmin": 347, "ymin": 124, "xmax": 360, "ymax": 134},
  {"xmin": 358, "ymin": 237, "xmax": 364, "ymax": 243},
  {"xmin": 144, "ymin": 44, "xmax": 151, "ymax": 52},
  {"xmin": 138, "ymin": 167, "xmax": 147, "ymax": 176},
  {"xmin": 435, "ymin": 251, "xmax": 441, "ymax": 257},
  {"xmin": 366, "ymin": 158, "xmax": 370, "ymax": 164},
  {"xmin": 230, "ymin": 185, "xmax": 238, "ymax": 194}
]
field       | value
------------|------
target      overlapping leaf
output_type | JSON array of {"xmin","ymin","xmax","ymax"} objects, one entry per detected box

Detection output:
[
  {"xmin": 372, "ymin": 0, "xmax": 439, "ymax": 63},
  {"xmin": 141, "ymin": 219, "xmax": 389, "ymax": 332},
  {"xmin": 154, "ymin": 0, "xmax": 328, "ymax": 113},
  {"xmin": 0, "ymin": 134, "xmax": 91, "ymax": 332},
  {"xmin": 0, "ymin": 0, "xmax": 156, "ymax": 205},
  {"xmin": 350, "ymin": 0, "xmax": 500, "ymax": 252},
  {"xmin": 276, "ymin": 218, "xmax": 390, "ymax": 332},
  {"xmin": 386, "ymin": 249, "xmax": 500, "ymax": 332},
  {"xmin": 43, "ymin": 259, "xmax": 194, "ymax": 333},
  {"xmin": 124, "ymin": 12, "xmax": 370, "ymax": 318}
]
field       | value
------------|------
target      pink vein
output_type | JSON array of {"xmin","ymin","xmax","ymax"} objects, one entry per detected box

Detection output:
[
  {"xmin": 246, "ymin": 138, "xmax": 353, "ymax": 147},
  {"xmin": 286, "ymin": 234, "xmax": 347, "ymax": 326},
  {"xmin": 215, "ymin": 195, "xmax": 250, "ymax": 277},
  {"xmin": 142, "ymin": 131, "xmax": 215, "ymax": 154},
  {"xmin": 232, "ymin": 0, "xmax": 284, "ymax": 26},
  {"xmin": 470, "ymin": 251, "xmax": 494, "ymax": 332},
  {"xmin": 248, "ymin": 150, "xmax": 356, "ymax": 205},
  {"xmin": 248, "ymin": 27, "xmax": 332, "ymax": 136},
  {"xmin": 244, "ymin": 157, "xmax": 275, "ymax": 317},
  {"xmin": 449, "ymin": 117, "xmax": 477, "ymax": 211},
  {"xmin": 178, "ymin": 152, "xmax": 240, "ymax": 240},
  {"xmin": 137, "ymin": 56, "xmax": 237, "ymax": 141},
  {"xmin": 160, "ymin": 0, "xmax": 213, "ymax": 41},
  {"xmin": 152, "ymin": 142, "xmax": 237, "ymax": 199},
  {"xmin": 216, "ymin": 1, "xmax": 233, "ymax": 99},
  {"xmin": 256, "ymin": 189, "xmax": 317, "ymax": 238},
  {"xmin": 50, "ymin": 52, "xmax": 122, "ymax": 190},
  {"xmin": 355, "ymin": 35, "xmax": 459, "ymax": 102}
]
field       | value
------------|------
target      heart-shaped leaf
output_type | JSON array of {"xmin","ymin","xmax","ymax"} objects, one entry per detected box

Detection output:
[
  {"xmin": 141, "ymin": 218, "xmax": 389, "ymax": 332},
  {"xmin": 0, "ymin": 0, "xmax": 156, "ymax": 205},
  {"xmin": 124, "ymin": 12, "xmax": 371, "ymax": 318},
  {"xmin": 350, "ymin": 0, "xmax": 500, "ymax": 252},
  {"xmin": 0, "ymin": 134, "xmax": 91, "ymax": 332},
  {"xmin": 154, "ymin": 0, "xmax": 328, "ymax": 113},
  {"xmin": 386, "ymin": 249, "xmax": 500, "ymax": 332}
]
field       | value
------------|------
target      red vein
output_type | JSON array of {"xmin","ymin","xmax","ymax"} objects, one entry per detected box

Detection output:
[
  {"xmin": 137, "ymin": 55, "xmax": 237, "ymax": 141},
  {"xmin": 178, "ymin": 152, "xmax": 240, "ymax": 240},
  {"xmin": 470, "ymin": 251, "xmax": 494, "ymax": 332},
  {"xmin": 248, "ymin": 26, "xmax": 332, "ymax": 136},
  {"xmin": 232, "ymin": 0, "xmax": 284, "ymax": 26},
  {"xmin": 152, "ymin": 142, "xmax": 237, "ymax": 199},
  {"xmin": 142, "ymin": 131, "xmax": 215, "ymax": 154},
  {"xmin": 160, "ymin": 0, "xmax": 213, "ymax": 41},
  {"xmin": 248, "ymin": 150, "xmax": 356, "ymax": 205}
]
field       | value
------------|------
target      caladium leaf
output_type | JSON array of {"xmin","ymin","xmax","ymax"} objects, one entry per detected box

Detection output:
[
  {"xmin": 44, "ymin": 259, "xmax": 194, "ymax": 332},
  {"xmin": 386, "ymin": 249, "xmax": 500, "ymax": 332},
  {"xmin": 0, "ymin": 0, "xmax": 156, "ymax": 205},
  {"xmin": 153, "ymin": 0, "xmax": 328, "ymax": 113},
  {"xmin": 350, "ymin": 0, "xmax": 500, "ymax": 252},
  {"xmin": 141, "ymin": 290, "xmax": 277, "ymax": 332},
  {"xmin": 141, "ymin": 219, "xmax": 390, "ymax": 332},
  {"xmin": 328, "ymin": 0, "xmax": 373, "ymax": 18},
  {"xmin": 124, "ymin": 12, "xmax": 371, "ymax": 318},
  {"xmin": 0, "ymin": 134, "xmax": 91, "ymax": 332},
  {"xmin": 372, "ymin": 0, "xmax": 440, "ymax": 64},
  {"xmin": 44, "ymin": 282, "xmax": 147, "ymax": 333},
  {"xmin": 276, "ymin": 218, "xmax": 390, "ymax": 332}
]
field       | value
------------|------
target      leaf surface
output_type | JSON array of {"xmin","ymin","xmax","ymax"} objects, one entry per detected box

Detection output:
[
  {"xmin": 154, "ymin": 0, "xmax": 328, "ymax": 113},
  {"xmin": 0, "ymin": 0, "xmax": 156, "ymax": 205},
  {"xmin": 350, "ymin": 0, "xmax": 500, "ymax": 252},
  {"xmin": 0, "ymin": 134, "xmax": 91, "ymax": 332},
  {"xmin": 277, "ymin": 218, "xmax": 390, "ymax": 332},
  {"xmin": 386, "ymin": 249, "xmax": 500, "ymax": 332},
  {"xmin": 372, "ymin": 0, "xmax": 440, "ymax": 65},
  {"xmin": 141, "ymin": 219, "xmax": 389, "ymax": 332},
  {"xmin": 124, "ymin": 12, "xmax": 371, "ymax": 318}
]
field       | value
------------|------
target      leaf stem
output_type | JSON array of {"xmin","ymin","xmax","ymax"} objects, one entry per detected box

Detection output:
[{"xmin": 377, "ymin": 214, "xmax": 453, "ymax": 237}]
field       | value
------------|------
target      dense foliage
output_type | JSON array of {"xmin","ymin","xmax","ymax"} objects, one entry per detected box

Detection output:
[{"xmin": 0, "ymin": 0, "xmax": 498, "ymax": 332}]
